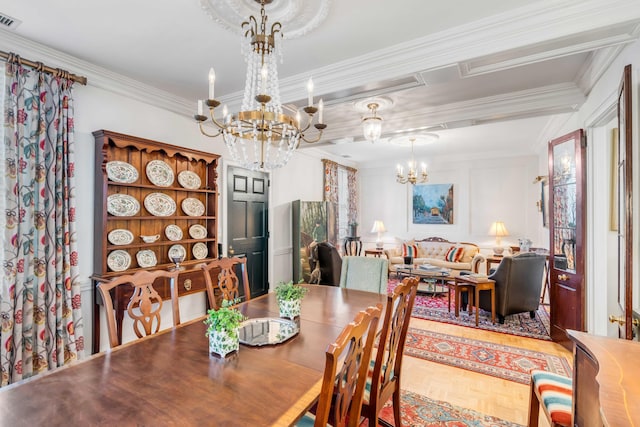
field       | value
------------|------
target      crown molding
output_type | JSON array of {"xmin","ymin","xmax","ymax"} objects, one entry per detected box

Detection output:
[
  {"xmin": 0, "ymin": 28, "xmax": 194, "ymax": 116},
  {"xmin": 1, "ymin": 0, "xmax": 636, "ymax": 123},
  {"xmin": 216, "ymin": 0, "xmax": 640, "ymax": 111},
  {"xmin": 317, "ymin": 83, "xmax": 585, "ymax": 142}
]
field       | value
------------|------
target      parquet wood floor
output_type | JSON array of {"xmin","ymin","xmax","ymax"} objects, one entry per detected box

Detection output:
[{"xmin": 402, "ymin": 318, "xmax": 571, "ymax": 427}]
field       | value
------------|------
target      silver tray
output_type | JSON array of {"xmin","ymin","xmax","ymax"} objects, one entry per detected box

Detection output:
[{"xmin": 238, "ymin": 317, "xmax": 299, "ymax": 347}]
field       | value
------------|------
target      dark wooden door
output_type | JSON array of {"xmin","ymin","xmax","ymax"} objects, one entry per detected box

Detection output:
[
  {"xmin": 549, "ymin": 129, "xmax": 586, "ymax": 348},
  {"xmin": 227, "ymin": 166, "xmax": 269, "ymax": 298}
]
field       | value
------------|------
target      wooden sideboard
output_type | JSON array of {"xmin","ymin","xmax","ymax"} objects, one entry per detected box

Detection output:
[
  {"xmin": 91, "ymin": 130, "xmax": 220, "ymax": 352},
  {"xmin": 568, "ymin": 330, "xmax": 640, "ymax": 426}
]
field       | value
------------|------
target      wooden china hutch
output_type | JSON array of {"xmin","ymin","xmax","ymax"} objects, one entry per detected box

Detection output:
[{"xmin": 91, "ymin": 130, "xmax": 220, "ymax": 353}]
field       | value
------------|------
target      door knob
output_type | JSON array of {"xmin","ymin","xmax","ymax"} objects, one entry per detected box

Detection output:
[
  {"xmin": 228, "ymin": 245, "xmax": 234, "ymax": 257},
  {"xmin": 608, "ymin": 315, "xmax": 640, "ymax": 327}
]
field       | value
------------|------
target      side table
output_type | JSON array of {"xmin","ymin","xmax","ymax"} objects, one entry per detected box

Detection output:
[
  {"xmin": 452, "ymin": 275, "xmax": 496, "ymax": 326},
  {"xmin": 364, "ymin": 249, "xmax": 384, "ymax": 258},
  {"xmin": 344, "ymin": 236, "xmax": 362, "ymax": 256}
]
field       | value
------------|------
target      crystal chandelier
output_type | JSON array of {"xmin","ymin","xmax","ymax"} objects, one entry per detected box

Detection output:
[
  {"xmin": 194, "ymin": 0, "xmax": 326, "ymax": 171},
  {"xmin": 362, "ymin": 102, "xmax": 383, "ymax": 142},
  {"xmin": 396, "ymin": 138, "xmax": 428, "ymax": 185}
]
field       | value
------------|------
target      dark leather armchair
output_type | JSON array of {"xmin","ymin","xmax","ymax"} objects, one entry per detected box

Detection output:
[
  {"xmin": 316, "ymin": 242, "xmax": 342, "ymax": 286},
  {"xmin": 478, "ymin": 252, "xmax": 546, "ymax": 323}
]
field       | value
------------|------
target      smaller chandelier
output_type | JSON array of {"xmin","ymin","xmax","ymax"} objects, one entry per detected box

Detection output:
[
  {"xmin": 396, "ymin": 138, "xmax": 428, "ymax": 185},
  {"xmin": 194, "ymin": 0, "xmax": 326, "ymax": 171},
  {"xmin": 362, "ymin": 102, "xmax": 383, "ymax": 142}
]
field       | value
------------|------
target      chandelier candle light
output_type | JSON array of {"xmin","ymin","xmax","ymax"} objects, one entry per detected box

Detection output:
[
  {"xmin": 194, "ymin": 0, "xmax": 326, "ymax": 171},
  {"xmin": 370, "ymin": 220, "xmax": 387, "ymax": 250},
  {"xmin": 396, "ymin": 138, "xmax": 428, "ymax": 185}
]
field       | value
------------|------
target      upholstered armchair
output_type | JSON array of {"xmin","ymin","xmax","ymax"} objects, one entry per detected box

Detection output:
[
  {"xmin": 339, "ymin": 256, "xmax": 388, "ymax": 293},
  {"xmin": 478, "ymin": 252, "xmax": 546, "ymax": 323},
  {"xmin": 316, "ymin": 242, "xmax": 342, "ymax": 286}
]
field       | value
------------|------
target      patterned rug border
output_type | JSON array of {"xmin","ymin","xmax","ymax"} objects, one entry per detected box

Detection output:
[
  {"xmin": 388, "ymin": 278, "xmax": 552, "ymax": 341},
  {"xmin": 376, "ymin": 389, "xmax": 524, "ymax": 427},
  {"xmin": 404, "ymin": 328, "xmax": 572, "ymax": 384},
  {"xmin": 411, "ymin": 305, "xmax": 552, "ymax": 341}
]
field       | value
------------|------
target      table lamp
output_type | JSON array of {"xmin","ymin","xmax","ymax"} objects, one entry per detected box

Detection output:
[
  {"xmin": 488, "ymin": 221, "xmax": 509, "ymax": 255},
  {"xmin": 370, "ymin": 220, "xmax": 387, "ymax": 249}
]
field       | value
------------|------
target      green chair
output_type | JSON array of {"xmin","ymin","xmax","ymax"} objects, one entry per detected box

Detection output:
[{"xmin": 339, "ymin": 256, "xmax": 388, "ymax": 293}]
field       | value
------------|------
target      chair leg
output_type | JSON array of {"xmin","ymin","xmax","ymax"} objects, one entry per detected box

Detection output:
[
  {"xmin": 528, "ymin": 380, "xmax": 540, "ymax": 427},
  {"xmin": 529, "ymin": 310, "xmax": 536, "ymax": 319},
  {"xmin": 392, "ymin": 388, "xmax": 402, "ymax": 427},
  {"xmin": 498, "ymin": 315, "xmax": 505, "ymax": 324}
]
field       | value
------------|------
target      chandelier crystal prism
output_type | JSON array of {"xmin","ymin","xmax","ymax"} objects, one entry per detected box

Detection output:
[
  {"xmin": 396, "ymin": 138, "xmax": 428, "ymax": 185},
  {"xmin": 194, "ymin": 0, "xmax": 326, "ymax": 171}
]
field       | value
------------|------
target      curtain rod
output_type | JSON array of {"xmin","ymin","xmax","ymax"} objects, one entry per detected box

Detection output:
[
  {"xmin": 322, "ymin": 158, "xmax": 357, "ymax": 173},
  {"xmin": 0, "ymin": 50, "xmax": 87, "ymax": 85}
]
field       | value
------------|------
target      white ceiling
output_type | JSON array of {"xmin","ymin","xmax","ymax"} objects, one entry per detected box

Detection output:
[{"xmin": 1, "ymin": 0, "xmax": 640, "ymax": 165}]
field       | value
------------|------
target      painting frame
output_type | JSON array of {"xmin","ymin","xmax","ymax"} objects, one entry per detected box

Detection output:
[{"xmin": 411, "ymin": 183, "xmax": 454, "ymax": 225}]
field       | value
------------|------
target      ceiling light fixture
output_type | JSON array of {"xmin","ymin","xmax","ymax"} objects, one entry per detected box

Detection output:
[
  {"xmin": 396, "ymin": 137, "xmax": 428, "ymax": 185},
  {"xmin": 194, "ymin": 0, "xmax": 326, "ymax": 171},
  {"xmin": 362, "ymin": 102, "xmax": 383, "ymax": 142}
]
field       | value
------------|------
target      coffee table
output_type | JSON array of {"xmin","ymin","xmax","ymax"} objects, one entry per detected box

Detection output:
[{"xmin": 395, "ymin": 265, "xmax": 453, "ymax": 295}]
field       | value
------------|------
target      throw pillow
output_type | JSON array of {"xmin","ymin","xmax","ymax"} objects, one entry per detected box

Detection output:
[
  {"xmin": 445, "ymin": 246, "xmax": 464, "ymax": 262},
  {"xmin": 402, "ymin": 243, "xmax": 419, "ymax": 258}
]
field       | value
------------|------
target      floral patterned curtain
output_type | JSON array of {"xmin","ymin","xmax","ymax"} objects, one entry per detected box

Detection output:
[
  {"xmin": 1, "ymin": 60, "xmax": 84, "ymax": 387},
  {"xmin": 322, "ymin": 159, "xmax": 357, "ymax": 241}
]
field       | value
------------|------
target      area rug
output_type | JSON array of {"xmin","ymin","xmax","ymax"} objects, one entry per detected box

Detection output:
[
  {"xmin": 404, "ymin": 328, "xmax": 572, "ymax": 384},
  {"xmin": 367, "ymin": 389, "xmax": 523, "ymax": 427},
  {"xmin": 388, "ymin": 279, "xmax": 551, "ymax": 341}
]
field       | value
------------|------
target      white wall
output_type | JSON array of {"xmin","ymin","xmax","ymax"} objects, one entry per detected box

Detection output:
[{"xmin": 358, "ymin": 155, "xmax": 540, "ymax": 253}]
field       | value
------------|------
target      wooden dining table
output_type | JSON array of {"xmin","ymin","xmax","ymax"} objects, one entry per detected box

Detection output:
[{"xmin": 0, "ymin": 285, "xmax": 385, "ymax": 426}]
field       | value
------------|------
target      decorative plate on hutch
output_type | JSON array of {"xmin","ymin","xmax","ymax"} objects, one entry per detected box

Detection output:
[
  {"xmin": 165, "ymin": 225, "xmax": 183, "ymax": 241},
  {"xmin": 168, "ymin": 244, "xmax": 187, "ymax": 261},
  {"xmin": 188, "ymin": 224, "xmax": 207, "ymax": 239},
  {"xmin": 177, "ymin": 171, "xmax": 202, "ymax": 189},
  {"xmin": 106, "ymin": 161, "xmax": 139, "ymax": 184},
  {"xmin": 146, "ymin": 160, "xmax": 175, "ymax": 187},
  {"xmin": 107, "ymin": 194, "xmax": 140, "ymax": 217},
  {"xmin": 107, "ymin": 250, "xmax": 132, "ymax": 272},
  {"xmin": 144, "ymin": 193, "xmax": 177, "ymax": 216},
  {"xmin": 181, "ymin": 198, "xmax": 205, "ymax": 216},
  {"xmin": 136, "ymin": 249, "xmax": 158, "ymax": 268},
  {"xmin": 192, "ymin": 242, "xmax": 208, "ymax": 260},
  {"xmin": 107, "ymin": 229, "xmax": 134, "ymax": 245}
]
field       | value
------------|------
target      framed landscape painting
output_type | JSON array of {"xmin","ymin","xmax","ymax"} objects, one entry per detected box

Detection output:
[{"xmin": 412, "ymin": 183, "xmax": 454, "ymax": 224}]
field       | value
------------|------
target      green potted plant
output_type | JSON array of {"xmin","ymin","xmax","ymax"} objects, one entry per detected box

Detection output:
[
  {"xmin": 275, "ymin": 280, "xmax": 309, "ymax": 319},
  {"xmin": 204, "ymin": 299, "xmax": 246, "ymax": 358}
]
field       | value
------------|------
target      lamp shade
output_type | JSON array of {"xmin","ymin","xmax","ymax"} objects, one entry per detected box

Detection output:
[
  {"xmin": 371, "ymin": 220, "xmax": 386, "ymax": 250},
  {"xmin": 370, "ymin": 220, "xmax": 387, "ymax": 233},
  {"xmin": 488, "ymin": 221, "xmax": 509, "ymax": 237}
]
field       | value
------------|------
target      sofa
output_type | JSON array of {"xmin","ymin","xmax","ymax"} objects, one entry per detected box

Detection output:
[{"xmin": 384, "ymin": 237, "xmax": 484, "ymax": 276}]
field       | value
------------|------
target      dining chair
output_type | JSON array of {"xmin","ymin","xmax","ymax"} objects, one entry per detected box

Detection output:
[
  {"xmin": 297, "ymin": 304, "xmax": 382, "ymax": 427},
  {"xmin": 361, "ymin": 276, "xmax": 419, "ymax": 427},
  {"xmin": 200, "ymin": 256, "xmax": 251, "ymax": 309},
  {"xmin": 339, "ymin": 256, "xmax": 388, "ymax": 293},
  {"xmin": 527, "ymin": 370, "xmax": 573, "ymax": 426},
  {"xmin": 97, "ymin": 269, "xmax": 181, "ymax": 349}
]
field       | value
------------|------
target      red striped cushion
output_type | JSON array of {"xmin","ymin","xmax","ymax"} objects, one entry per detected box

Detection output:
[
  {"xmin": 531, "ymin": 370, "xmax": 572, "ymax": 426},
  {"xmin": 402, "ymin": 244, "xmax": 418, "ymax": 258},
  {"xmin": 445, "ymin": 246, "xmax": 464, "ymax": 262}
]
